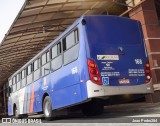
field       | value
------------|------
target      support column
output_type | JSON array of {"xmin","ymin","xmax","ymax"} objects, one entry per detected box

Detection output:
[
  {"xmin": 0, "ymin": 85, "xmax": 8, "ymax": 117},
  {"xmin": 127, "ymin": 0, "xmax": 160, "ymax": 102},
  {"xmin": 0, "ymin": 87, "xmax": 4, "ymax": 117},
  {"xmin": 3, "ymin": 85, "xmax": 7, "ymax": 117}
]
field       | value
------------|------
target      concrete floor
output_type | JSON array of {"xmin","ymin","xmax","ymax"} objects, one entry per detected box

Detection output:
[{"xmin": 1, "ymin": 102, "xmax": 160, "ymax": 125}]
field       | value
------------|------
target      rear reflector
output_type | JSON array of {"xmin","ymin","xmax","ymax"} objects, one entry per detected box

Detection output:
[{"xmin": 94, "ymin": 90, "xmax": 99, "ymax": 92}]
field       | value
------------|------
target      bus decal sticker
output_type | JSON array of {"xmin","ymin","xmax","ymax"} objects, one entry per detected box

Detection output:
[
  {"xmin": 97, "ymin": 55, "xmax": 119, "ymax": 60},
  {"xmin": 30, "ymin": 85, "xmax": 35, "ymax": 113},
  {"xmin": 101, "ymin": 72, "xmax": 120, "ymax": 77},
  {"xmin": 71, "ymin": 66, "xmax": 78, "ymax": 74},
  {"xmin": 128, "ymin": 69, "xmax": 145, "ymax": 76},
  {"xmin": 102, "ymin": 77, "xmax": 109, "ymax": 85},
  {"xmin": 42, "ymin": 77, "xmax": 48, "ymax": 91},
  {"xmin": 135, "ymin": 59, "xmax": 142, "ymax": 64}
]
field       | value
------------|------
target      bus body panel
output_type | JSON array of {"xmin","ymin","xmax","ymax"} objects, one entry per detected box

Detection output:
[
  {"xmin": 48, "ymin": 24, "xmax": 90, "ymax": 109},
  {"xmin": 8, "ymin": 15, "xmax": 153, "ymax": 116},
  {"xmin": 83, "ymin": 16, "xmax": 148, "ymax": 86},
  {"xmin": 33, "ymin": 79, "xmax": 43, "ymax": 113},
  {"xmin": 86, "ymin": 80, "xmax": 152, "ymax": 98},
  {"xmin": 8, "ymin": 100, "xmax": 12, "ymax": 115},
  {"xmin": 8, "ymin": 24, "xmax": 89, "ymax": 116},
  {"xmin": 49, "ymin": 60, "xmax": 81, "ymax": 109}
]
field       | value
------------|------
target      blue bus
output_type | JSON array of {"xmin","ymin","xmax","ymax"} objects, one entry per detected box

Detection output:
[{"xmin": 8, "ymin": 15, "xmax": 153, "ymax": 120}]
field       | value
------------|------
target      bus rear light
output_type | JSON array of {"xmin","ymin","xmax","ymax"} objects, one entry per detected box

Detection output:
[
  {"xmin": 89, "ymin": 63, "xmax": 96, "ymax": 68},
  {"xmin": 145, "ymin": 70, "xmax": 150, "ymax": 74},
  {"xmin": 90, "ymin": 68, "xmax": 98, "ymax": 75},
  {"xmin": 146, "ymin": 75, "xmax": 151, "ymax": 80},
  {"xmin": 93, "ymin": 76, "xmax": 99, "ymax": 81},
  {"xmin": 145, "ymin": 63, "xmax": 150, "ymax": 68},
  {"xmin": 145, "ymin": 61, "xmax": 151, "ymax": 83},
  {"xmin": 88, "ymin": 59, "xmax": 102, "ymax": 85}
]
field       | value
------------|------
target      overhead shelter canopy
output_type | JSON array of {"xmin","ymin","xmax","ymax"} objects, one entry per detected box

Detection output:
[{"xmin": 0, "ymin": 0, "xmax": 127, "ymax": 86}]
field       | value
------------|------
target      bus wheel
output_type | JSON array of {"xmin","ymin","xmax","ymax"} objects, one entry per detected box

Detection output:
[
  {"xmin": 43, "ymin": 96, "xmax": 55, "ymax": 121},
  {"xmin": 82, "ymin": 99, "xmax": 104, "ymax": 116}
]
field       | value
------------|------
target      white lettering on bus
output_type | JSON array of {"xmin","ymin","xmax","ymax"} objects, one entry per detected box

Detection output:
[{"xmin": 71, "ymin": 66, "xmax": 78, "ymax": 74}]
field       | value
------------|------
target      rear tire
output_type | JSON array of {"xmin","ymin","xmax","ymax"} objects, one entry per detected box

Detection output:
[
  {"xmin": 43, "ymin": 96, "xmax": 55, "ymax": 121},
  {"xmin": 82, "ymin": 99, "xmax": 104, "ymax": 116}
]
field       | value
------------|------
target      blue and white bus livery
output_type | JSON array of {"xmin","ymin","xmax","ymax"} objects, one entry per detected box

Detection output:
[{"xmin": 8, "ymin": 15, "xmax": 153, "ymax": 120}]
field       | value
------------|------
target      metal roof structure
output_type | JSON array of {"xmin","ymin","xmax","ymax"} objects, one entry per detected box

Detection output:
[{"xmin": 0, "ymin": 0, "xmax": 128, "ymax": 86}]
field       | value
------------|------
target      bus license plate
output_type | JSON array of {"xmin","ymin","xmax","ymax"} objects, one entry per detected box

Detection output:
[{"xmin": 119, "ymin": 79, "xmax": 130, "ymax": 84}]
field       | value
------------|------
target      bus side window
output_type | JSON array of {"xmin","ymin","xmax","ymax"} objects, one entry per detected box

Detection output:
[
  {"xmin": 65, "ymin": 31, "xmax": 75, "ymax": 50},
  {"xmin": 34, "ymin": 60, "xmax": 37, "ymax": 70},
  {"xmin": 13, "ymin": 85, "xmax": 16, "ymax": 93},
  {"xmin": 42, "ymin": 51, "xmax": 50, "ymax": 76},
  {"xmin": 27, "ymin": 64, "xmax": 32, "ymax": 76},
  {"xmin": 8, "ymin": 86, "xmax": 12, "ymax": 96},
  {"xmin": 75, "ymin": 29, "xmax": 79, "ymax": 43},
  {"xmin": 51, "ymin": 42, "xmax": 62, "ymax": 71},
  {"xmin": 13, "ymin": 76, "xmax": 16, "ymax": 85},
  {"xmin": 21, "ymin": 69, "xmax": 26, "ymax": 87},
  {"xmin": 17, "ymin": 73, "xmax": 21, "ymax": 90},
  {"xmin": 42, "ymin": 53, "xmax": 47, "ymax": 66},
  {"xmin": 63, "ymin": 29, "xmax": 79, "ymax": 65},
  {"xmin": 63, "ymin": 38, "xmax": 66, "ymax": 51},
  {"xmin": 57, "ymin": 42, "xmax": 62, "ymax": 54},
  {"xmin": 19, "ymin": 72, "xmax": 22, "ymax": 88},
  {"xmin": 27, "ymin": 64, "xmax": 33, "ymax": 85},
  {"xmin": 8, "ymin": 79, "xmax": 12, "ymax": 95},
  {"xmin": 38, "ymin": 58, "xmax": 41, "ymax": 68},
  {"xmin": 9, "ymin": 79, "xmax": 12, "ymax": 86},
  {"xmin": 47, "ymin": 51, "xmax": 50, "ymax": 62},
  {"xmin": 12, "ymin": 76, "xmax": 16, "ymax": 93},
  {"xmin": 22, "ymin": 70, "xmax": 25, "ymax": 79},
  {"xmin": 33, "ymin": 58, "xmax": 41, "ymax": 81},
  {"xmin": 51, "ymin": 44, "xmax": 58, "ymax": 59}
]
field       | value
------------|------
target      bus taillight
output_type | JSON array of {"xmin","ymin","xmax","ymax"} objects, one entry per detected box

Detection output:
[
  {"xmin": 145, "ymin": 61, "xmax": 151, "ymax": 83},
  {"xmin": 88, "ymin": 59, "xmax": 102, "ymax": 85}
]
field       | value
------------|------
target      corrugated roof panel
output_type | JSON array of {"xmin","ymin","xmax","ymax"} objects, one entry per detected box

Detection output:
[{"xmin": 0, "ymin": 0, "xmax": 127, "ymax": 86}]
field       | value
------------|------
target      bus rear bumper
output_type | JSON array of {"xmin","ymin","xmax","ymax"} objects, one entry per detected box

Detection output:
[{"xmin": 86, "ymin": 80, "xmax": 153, "ymax": 98}]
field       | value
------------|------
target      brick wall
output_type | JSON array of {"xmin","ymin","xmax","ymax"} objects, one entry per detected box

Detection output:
[
  {"xmin": 129, "ymin": 0, "xmax": 160, "ymax": 84},
  {"xmin": 128, "ymin": 0, "xmax": 160, "ymax": 102}
]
